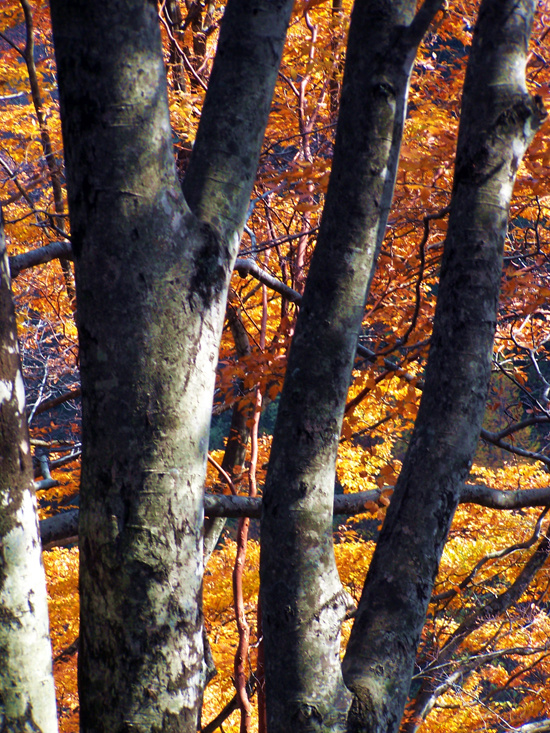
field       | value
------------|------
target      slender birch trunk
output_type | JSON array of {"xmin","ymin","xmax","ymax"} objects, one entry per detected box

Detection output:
[{"xmin": 0, "ymin": 210, "xmax": 58, "ymax": 733}]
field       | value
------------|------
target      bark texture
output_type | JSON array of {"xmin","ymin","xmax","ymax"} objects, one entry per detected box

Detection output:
[
  {"xmin": 259, "ymin": 2, "xmax": 443, "ymax": 731},
  {"xmin": 0, "ymin": 211, "xmax": 58, "ymax": 733},
  {"xmin": 342, "ymin": 2, "xmax": 546, "ymax": 731},
  {"xmin": 49, "ymin": 0, "xmax": 293, "ymax": 730}
]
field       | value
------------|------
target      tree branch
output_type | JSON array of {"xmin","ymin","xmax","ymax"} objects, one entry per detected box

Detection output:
[
  {"xmin": 234, "ymin": 258, "xmax": 301, "ymax": 304},
  {"xmin": 29, "ymin": 387, "xmax": 81, "ymax": 415},
  {"xmin": 479, "ymin": 427, "xmax": 550, "ymax": 468},
  {"xmin": 405, "ymin": 0, "xmax": 447, "ymax": 48},
  {"xmin": 460, "ymin": 483, "xmax": 550, "ymax": 509},
  {"xmin": 512, "ymin": 721, "xmax": 550, "ymax": 733},
  {"xmin": 8, "ymin": 236, "xmax": 422, "ymax": 380},
  {"xmin": 9, "ymin": 240, "xmax": 73, "ymax": 278},
  {"xmin": 41, "ymin": 481, "xmax": 550, "ymax": 549},
  {"xmin": 483, "ymin": 415, "xmax": 550, "ymax": 440}
]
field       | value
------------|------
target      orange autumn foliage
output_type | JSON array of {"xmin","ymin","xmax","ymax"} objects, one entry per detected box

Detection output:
[{"xmin": 1, "ymin": 0, "xmax": 550, "ymax": 731}]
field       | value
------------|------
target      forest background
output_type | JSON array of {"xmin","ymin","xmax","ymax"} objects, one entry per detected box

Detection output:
[{"xmin": 1, "ymin": 0, "xmax": 550, "ymax": 731}]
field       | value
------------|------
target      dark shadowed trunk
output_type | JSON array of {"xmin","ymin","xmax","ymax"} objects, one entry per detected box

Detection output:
[
  {"xmin": 342, "ymin": 1, "xmax": 546, "ymax": 731},
  {"xmin": 260, "ymin": 2, "xmax": 444, "ymax": 731}
]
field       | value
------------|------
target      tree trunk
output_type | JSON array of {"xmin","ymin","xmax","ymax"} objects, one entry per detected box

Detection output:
[
  {"xmin": 260, "ymin": 2, "xmax": 443, "ymax": 731},
  {"xmin": 49, "ymin": 0, "xmax": 294, "ymax": 729},
  {"xmin": 342, "ymin": 2, "xmax": 546, "ymax": 731},
  {"xmin": 0, "ymin": 210, "xmax": 58, "ymax": 733}
]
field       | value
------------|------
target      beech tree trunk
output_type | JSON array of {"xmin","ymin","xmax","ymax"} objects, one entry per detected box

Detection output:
[
  {"xmin": 261, "ymin": 0, "xmax": 545, "ymax": 732},
  {"xmin": 260, "ymin": 2, "xmax": 444, "ymax": 731},
  {"xmin": 342, "ymin": 1, "xmax": 545, "ymax": 731},
  {"xmin": 0, "ymin": 211, "xmax": 58, "ymax": 733},
  {"xmin": 49, "ymin": 0, "xmax": 293, "ymax": 730}
]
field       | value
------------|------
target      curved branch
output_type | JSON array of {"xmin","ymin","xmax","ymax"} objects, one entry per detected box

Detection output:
[
  {"xmin": 405, "ymin": 0, "xmax": 446, "ymax": 47},
  {"xmin": 479, "ymin": 427, "xmax": 550, "ymax": 467},
  {"xmin": 485, "ymin": 415, "xmax": 550, "ymax": 440},
  {"xmin": 234, "ymin": 258, "xmax": 302, "ymax": 304}
]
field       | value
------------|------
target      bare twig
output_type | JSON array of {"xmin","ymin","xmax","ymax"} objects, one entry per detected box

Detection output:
[
  {"xmin": 158, "ymin": 8, "xmax": 208, "ymax": 91},
  {"xmin": 28, "ymin": 363, "xmax": 49, "ymax": 424},
  {"xmin": 432, "ymin": 507, "xmax": 550, "ymax": 602},
  {"xmin": 376, "ymin": 205, "xmax": 450, "ymax": 358},
  {"xmin": 208, "ymin": 454, "xmax": 238, "ymax": 496},
  {"xmin": 201, "ymin": 673, "xmax": 257, "ymax": 733}
]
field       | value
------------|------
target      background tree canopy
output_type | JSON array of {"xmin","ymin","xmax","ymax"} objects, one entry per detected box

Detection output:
[{"xmin": 0, "ymin": 0, "xmax": 549, "ymax": 731}]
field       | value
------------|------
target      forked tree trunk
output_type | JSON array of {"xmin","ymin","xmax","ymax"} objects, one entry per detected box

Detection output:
[
  {"xmin": 0, "ymin": 210, "xmax": 58, "ymax": 733},
  {"xmin": 260, "ymin": 1, "xmax": 444, "ymax": 731},
  {"xmin": 343, "ymin": 1, "xmax": 546, "ymax": 731},
  {"xmin": 261, "ymin": 0, "xmax": 545, "ymax": 731},
  {"xmin": 49, "ymin": 0, "xmax": 294, "ymax": 730}
]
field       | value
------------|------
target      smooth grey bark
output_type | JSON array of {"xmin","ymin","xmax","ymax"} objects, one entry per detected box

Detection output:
[
  {"xmin": 0, "ymin": 211, "xmax": 58, "ymax": 733},
  {"xmin": 182, "ymin": 0, "xmax": 294, "ymax": 239},
  {"xmin": 259, "ymin": 2, "xmax": 444, "ymax": 731},
  {"xmin": 342, "ymin": 2, "xmax": 546, "ymax": 731},
  {"xmin": 49, "ymin": 0, "xmax": 293, "ymax": 730}
]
